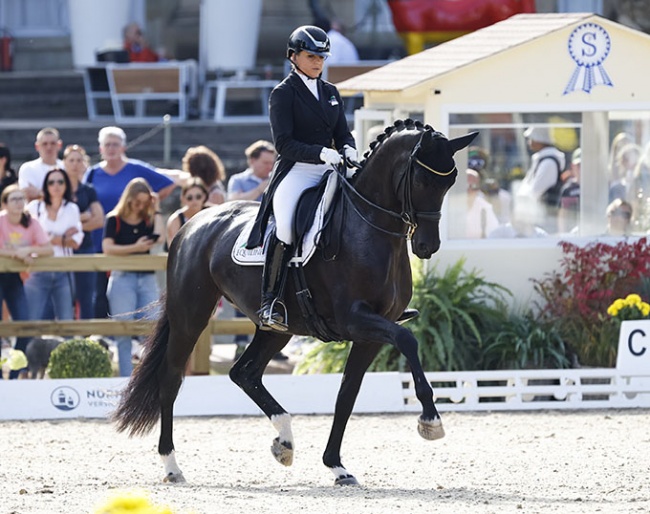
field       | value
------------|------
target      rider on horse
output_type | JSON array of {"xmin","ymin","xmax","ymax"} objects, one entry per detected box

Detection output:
[{"xmin": 246, "ymin": 25, "xmax": 357, "ymax": 331}]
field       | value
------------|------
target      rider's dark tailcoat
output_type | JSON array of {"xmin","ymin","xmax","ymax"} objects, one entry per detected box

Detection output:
[{"xmin": 246, "ymin": 70, "xmax": 355, "ymax": 249}]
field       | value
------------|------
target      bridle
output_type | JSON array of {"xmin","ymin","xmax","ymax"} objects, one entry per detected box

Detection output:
[{"xmin": 339, "ymin": 130, "xmax": 456, "ymax": 240}]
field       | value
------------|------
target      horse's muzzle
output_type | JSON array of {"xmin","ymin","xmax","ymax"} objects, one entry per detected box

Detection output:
[{"xmin": 411, "ymin": 239, "xmax": 440, "ymax": 259}]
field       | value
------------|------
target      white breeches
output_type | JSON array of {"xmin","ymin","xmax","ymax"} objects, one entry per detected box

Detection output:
[{"xmin": 272, "ymin": 162, "xmax": 329, "ymax": 244}]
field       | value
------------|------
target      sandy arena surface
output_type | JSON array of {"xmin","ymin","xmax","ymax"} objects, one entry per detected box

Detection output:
[{"xmin": 1, "ymin": 410, "xmax": 649, "ymax": 514}]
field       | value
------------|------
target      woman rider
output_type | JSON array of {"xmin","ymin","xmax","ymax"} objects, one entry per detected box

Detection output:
[{"xmin": 246, "ymin": 25, "xmax": 357, "ymax": 331}]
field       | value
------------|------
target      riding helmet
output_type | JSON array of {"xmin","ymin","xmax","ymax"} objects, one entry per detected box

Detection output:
[{"xmin": 286, "ymin": 25, "xmax": 331, "ymax": 58}]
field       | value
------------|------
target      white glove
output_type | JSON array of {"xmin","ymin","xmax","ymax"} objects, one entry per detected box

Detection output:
[
  {"xmin": 343, "ymin": 144, "xmax": 358, "ymax": 163},
  {"xmin": 320, "ymin": 147, "xmax": 342, "ymax": 166}
]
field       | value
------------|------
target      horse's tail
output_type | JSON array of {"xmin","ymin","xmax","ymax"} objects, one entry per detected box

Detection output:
[{"xmin": 113, "ymin": 301, "xmax": 170, "ymax": 437}]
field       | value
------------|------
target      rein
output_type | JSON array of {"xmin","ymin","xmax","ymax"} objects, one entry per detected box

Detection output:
[
  {"xmin": 339, "ymin": 131, "xmax": 451, "ymax": 240},
  {"xmin": 339, "ymin": 176, "xmax": 411, "ymax": 239}
]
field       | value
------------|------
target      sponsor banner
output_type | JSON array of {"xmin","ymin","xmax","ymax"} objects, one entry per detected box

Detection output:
[{"xmin": 0, "ymin": 373, "xmax": 405, "ymax": 421}]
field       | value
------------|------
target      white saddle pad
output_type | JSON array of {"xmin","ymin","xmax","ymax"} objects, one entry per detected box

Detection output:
[{"xmin": 232, "ymin": 171, "xmax": 339, "ymax": 266}]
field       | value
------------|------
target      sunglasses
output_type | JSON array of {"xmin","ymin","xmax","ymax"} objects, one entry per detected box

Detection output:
[
  {"xmin": 47, "ymin": 179, "xmax": 65, "ymax": 186},
  {"xmin": 185, "ymin": 194, "xmax": 205, "ymax": 201},
  {"xmin": 612, "ymin": 210, "xmax": 632, "ymax": 219},
  {"xmin": 7, "ymin": 196, "xmax": 25, "ymax": 203}
]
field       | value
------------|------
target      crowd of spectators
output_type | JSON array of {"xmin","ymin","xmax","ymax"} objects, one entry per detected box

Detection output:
[
  {"xmin": 0, "ymin": 124, "xmax": 278, "ymax": 378},
  {"xmin": 463, "ymin": 128, "xmax": 645, "ymax": 239}
]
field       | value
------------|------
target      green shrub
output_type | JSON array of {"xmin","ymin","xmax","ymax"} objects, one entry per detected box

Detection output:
[
  {"xmin": 293, "ymin": 340, "xmax": 350, "ymax": 375},
  {"xmin": 481, "ymin": 312, "xmax": 570, "ymax": 370},
  {"xmin": 372, "ymin": 258, "xmax": 512, "ymax": 372},
  {"xmin": 48, "ymin": 338, "xmax": 113, "ymax": 379}
]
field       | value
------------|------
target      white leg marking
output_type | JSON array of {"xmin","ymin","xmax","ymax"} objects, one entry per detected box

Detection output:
[
  {"xmin": 329, "ymin": 465, "xmax": 359, "ymax": 486},
  {"xmin": 270, "ymin": 413, "xmax": 294, "ymax": 466},
  {"xmin": 161, "ymin": 451, "xmax": 185, "ymax": 483},
  {"xmin": 271, "ymin": 413, "xmax": 294, "ymax": 445},
  {"xmin": 329, "ymin": 466, "xmax": 348, "ymax": 479}
]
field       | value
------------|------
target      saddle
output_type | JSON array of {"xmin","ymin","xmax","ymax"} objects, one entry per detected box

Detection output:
[{"xmin": 232, "ymin": 170, "xmax": 341, "ymax": 266}]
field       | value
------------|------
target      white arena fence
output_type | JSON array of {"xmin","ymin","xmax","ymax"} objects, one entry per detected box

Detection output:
[{"xmin": 1, "ymin": 368, "xmax": 648, "ymax": 421}]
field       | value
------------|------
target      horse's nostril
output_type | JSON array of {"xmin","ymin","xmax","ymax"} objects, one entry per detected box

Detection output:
[{"xmin": 426, "ymin": 241, "xmax": 440, "ymax": 255}]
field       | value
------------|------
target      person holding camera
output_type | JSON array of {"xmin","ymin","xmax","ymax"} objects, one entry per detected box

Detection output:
[{"xmin": 102, "ymin": 177, "xmax": 164, "ymax": 376}]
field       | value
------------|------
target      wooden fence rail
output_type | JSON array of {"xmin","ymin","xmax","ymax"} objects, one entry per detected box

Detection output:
[
  {"xmin": 0, "ymin": 254, "xmax": 256, "ymax": 373},
  {"xmin": 0, "ymin": 319, "xmax": 256, "ymax": 338}
]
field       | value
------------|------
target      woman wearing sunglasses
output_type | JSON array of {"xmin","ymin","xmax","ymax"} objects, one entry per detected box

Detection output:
[
  {"xmin": 166, "ymin": 177, "xmax": 209, "ymax": 245},
  {"xmin": 25, "ymin": 168, "xmax": 83, "ymax": 321}
]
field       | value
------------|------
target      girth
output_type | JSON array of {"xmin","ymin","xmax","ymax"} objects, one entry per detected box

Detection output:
[{"xmin": 290, "ymin": 264, "xmax": 343, "ymax": 343}]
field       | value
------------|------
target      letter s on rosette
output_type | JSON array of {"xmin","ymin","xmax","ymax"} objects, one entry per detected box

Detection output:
[{"xmin": 563, "ymin": 22, "xmax": 613, "ymax": 95}]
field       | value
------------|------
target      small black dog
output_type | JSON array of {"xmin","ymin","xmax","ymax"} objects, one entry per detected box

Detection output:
[{"xmin": 24, "ymin": 337, "xmax": 63, "ymax": 379}]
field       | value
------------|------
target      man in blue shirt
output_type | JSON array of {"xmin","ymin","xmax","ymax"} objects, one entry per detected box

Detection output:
[
  {"xmin": 227, "ymin": 140, "xmax": 276, "ymax": 202},
  {"xmin": 85, "ymin": 126, "xmax": 176, "ymax": 318}
]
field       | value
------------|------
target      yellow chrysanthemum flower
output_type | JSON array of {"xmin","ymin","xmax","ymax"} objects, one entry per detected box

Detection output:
[
  {"xmin": 608, "ymin": 295, "xmax": 650, "ymax": 320},
  {"xmin": 93, "ymin": 491, "xmax": 175, "ymax": 514}
]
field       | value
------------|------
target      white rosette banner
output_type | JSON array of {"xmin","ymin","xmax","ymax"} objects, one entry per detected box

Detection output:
[{"xmin": 563, "ymin": 22, "xmax": 613, "ymax": 95}]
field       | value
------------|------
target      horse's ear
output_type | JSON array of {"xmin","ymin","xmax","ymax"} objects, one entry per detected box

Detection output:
[
  {"xmin": 420, "ymin": 129, "xmax": 435, "ymax": 146},
  {"xmin": 449, "ymin": 131, "xmax": 479, "ymax": 154}
]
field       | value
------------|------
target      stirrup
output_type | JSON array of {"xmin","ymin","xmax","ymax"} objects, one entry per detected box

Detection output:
[{"xmin": 259, "ymin": 298, "xmax": 289, "ymax": 332}]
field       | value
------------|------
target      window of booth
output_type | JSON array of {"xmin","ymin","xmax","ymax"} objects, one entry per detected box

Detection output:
[{"xmin": 446, "ymin": 111, "xmax": 650, "ymax": 241}]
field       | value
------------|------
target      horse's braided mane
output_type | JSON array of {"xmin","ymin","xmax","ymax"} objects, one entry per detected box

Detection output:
[{"xmin": 360, "ymin": 118, "xmax": 436, "ymax": 165}]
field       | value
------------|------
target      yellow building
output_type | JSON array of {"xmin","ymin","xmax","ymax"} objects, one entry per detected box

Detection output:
[{"xmin": 337, "ymin": 13, "xmax": 650, "ymax": 306}]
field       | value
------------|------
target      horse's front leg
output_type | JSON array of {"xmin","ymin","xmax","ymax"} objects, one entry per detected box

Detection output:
[
  {"xmin": 349, "ymin": 307, "xmax": 444, "ymax": 441},
  {"xmin": 229, "ymin": 330, "xmax": 294, "ymax": 466},
  {"xmin": 392, "ymin": 324, "xmax": 444, "ymax": 440},
  {"xmin": 323, "ymin": 341, "xmax": 380, "ymax": 486}
]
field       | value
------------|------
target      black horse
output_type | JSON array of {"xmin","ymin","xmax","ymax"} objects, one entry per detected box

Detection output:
[{"xmin": 114, "ymin": 119, "xmax": 477, "ymax": 485}]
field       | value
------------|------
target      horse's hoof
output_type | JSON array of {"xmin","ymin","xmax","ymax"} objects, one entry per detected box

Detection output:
[
  {"xmin": 418, "ymin": 417, "xmax": 445, "ymax": 440},
  {"xmin": 271, "ymin": 437, "xmax": 293, "ymax": 466},
  {"xmin": 163, "ymin": 472, "xmax": 186, "ymax": 484},
  {"xmin": 334, "ymin": 475, "xmax": 359, "ymax": 486}
]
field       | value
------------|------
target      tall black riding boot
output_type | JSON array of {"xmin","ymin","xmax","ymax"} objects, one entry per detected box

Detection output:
[{"xmin": 259, "ymin": 235, "xmax": 293, "ymax": 331}]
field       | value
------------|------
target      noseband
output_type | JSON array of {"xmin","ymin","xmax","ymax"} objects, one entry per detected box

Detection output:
[{"xmin": 340, "ymin": 130, "xmax": 456, "ymax": 240}]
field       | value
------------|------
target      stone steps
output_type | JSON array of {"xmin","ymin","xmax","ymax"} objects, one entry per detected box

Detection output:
[
  {"xmin": 0, "ymin": 71, "xmax": 87, "ymax": 119},
  {"xmin": 0, "ymin": 70, "xmax": 274, "ymax": 174}
]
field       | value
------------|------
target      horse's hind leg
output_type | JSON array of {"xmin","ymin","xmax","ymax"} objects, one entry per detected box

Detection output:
[
  {"xmin": 229, "ymin": 330, "xmax": 294, "ymax": 465},
  {"xmin": 158, "ymin": 285, "xmax": 221, "ymax": 483},
  {"xmin": 323, "ymin": 342, "xmax": 380, "ymax": 486}
]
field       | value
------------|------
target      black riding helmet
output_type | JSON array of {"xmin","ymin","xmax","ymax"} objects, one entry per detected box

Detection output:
[{"xmin": 286, "ymin": 25, "xmax": 331, "ymax": 59}]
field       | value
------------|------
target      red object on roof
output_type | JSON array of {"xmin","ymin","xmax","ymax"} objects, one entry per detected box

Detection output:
[{"xmin": 388, "ymin": 0, "xmax": 536, "ymax": 33}]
